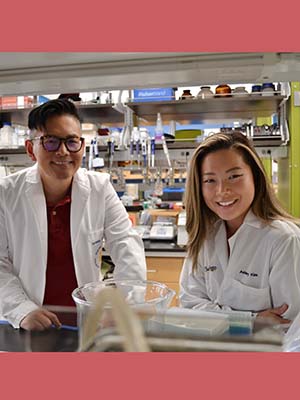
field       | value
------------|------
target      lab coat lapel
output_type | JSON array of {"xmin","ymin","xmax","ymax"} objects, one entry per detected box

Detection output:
[
  {"xmin": 214, "ymin": 221, "xmax": 229, "ymax": 271},
  {"xmin": 70, "ymin": 170, "xmax": 91, "ymax": 247},
  {"xmin": 25, "ymin": 168, "xmax": 47, "ymax": 262}
]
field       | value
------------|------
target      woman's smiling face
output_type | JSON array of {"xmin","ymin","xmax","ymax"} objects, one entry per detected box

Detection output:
[{"xmin": 201, "ymin": 148, "xmax": 255, "ymax": 235}]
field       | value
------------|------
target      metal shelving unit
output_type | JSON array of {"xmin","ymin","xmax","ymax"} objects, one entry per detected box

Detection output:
[
  {"xmin": 0, "ymin": 95, "xmax": 288, "ymax": 169},
  {"xmin": 126, "ymin": 95, "xmax": 285, "ymax": 124},
  {"xmin": 0, "ymin": 102, "xmax": 125, "ymax": 126},
  {"xmin": 0, "ymin": 94, "xmax": 286, "ymax": 128}
]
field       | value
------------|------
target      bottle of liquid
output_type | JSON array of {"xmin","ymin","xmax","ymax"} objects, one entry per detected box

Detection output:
[
  {"xmin": 16, "ymin": 126, "xmax": 26, "ymax": 146},
  {"xmin": 155, "ymin": 112, "xmax": 163, "ymax": 144},
  {"xmin": 180, "ymin": 89, "xmax": 194, "ymax": 99},
  {"xmin": 251, "ymin": 85, "xmax": 262, "ymax": 95},
  {"xmin": 261, "ymin": 83, "xmax": 275, "ymax": 96},
  {"xmin": 215, "ymin": 84, "xmax": 232, "ymax": 97},
  {"xmin": 0, "ymin": 122, "xmax": 14, "ymax": 147}
]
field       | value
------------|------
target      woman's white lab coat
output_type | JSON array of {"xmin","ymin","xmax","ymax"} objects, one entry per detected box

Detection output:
[
  {"xmin": 0, "ymin": 165, "xmax": 146, "ymax": 328},
  {"xmin": 179, "ymin": 210, "xmax": 300, "ymax": 320}
]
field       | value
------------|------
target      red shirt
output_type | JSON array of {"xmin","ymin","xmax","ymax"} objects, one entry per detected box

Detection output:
[{"xmin": 43, "ymin": 195, "xmax": 78, "ymax": 307}]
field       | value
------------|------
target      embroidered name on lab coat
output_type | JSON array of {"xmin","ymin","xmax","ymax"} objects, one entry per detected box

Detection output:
[
  {"xmin": 239, "ymin": 270, "xmax": 258, "ymax": 277},
  {"xmin": 204, "ymin": 266, "xmax": 217, "ymax": 272}
]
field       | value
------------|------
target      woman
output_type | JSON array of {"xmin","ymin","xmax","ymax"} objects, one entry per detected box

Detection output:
[{"xmin": 179, "ymin": 131, "xmax": 300, "ymax": 323}]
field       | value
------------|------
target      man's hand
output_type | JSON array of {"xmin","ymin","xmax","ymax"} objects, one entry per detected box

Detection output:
[
  {"xmin": 257, "ymin": 303, "xmax": 291, "ymax": 324},
  {"xmin": 20, "ymin": 308, "xmax": 62, "ymax": 331}
]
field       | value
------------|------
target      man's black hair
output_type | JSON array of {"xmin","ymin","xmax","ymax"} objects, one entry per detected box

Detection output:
[{"xmin": 28, "ymin": 99, "xmax": 82, "ymax": 131}]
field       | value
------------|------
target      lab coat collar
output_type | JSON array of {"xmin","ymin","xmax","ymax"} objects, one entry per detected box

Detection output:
[
  {"xmin": 72, "ymin": 167, "xmax": 92, "ymax": 190},
  {"xmin": 213, "ymin": 208, "xmax": 264, "ymax": 232},
  {"xmin": 25, "ymin": 164, "xmax": 91, "ymax": 190},
  {"xmin": 242, "ymin": 209, "xmax": 265, "ymax": 229},
  {"xmin": 214, "ymin": 209, "xmax": 264, "ymax": 264},
  {"xmin": 25, "ymin": 163, "xmax": 41, "ymax": 184},
  {"xmin": 25, "ymin": 165, "xmax": 91, "ymax": 248}
]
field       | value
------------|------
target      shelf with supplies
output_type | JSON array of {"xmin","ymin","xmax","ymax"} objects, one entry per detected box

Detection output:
[
  {"xmin": 0, "ymin": 137, "xmax": 288, "ymax": 163},
  {"xmin": 126, "ymin": 95, "xmax": 286, "ymax": 124},
  {"xmin": 0, "ymin": 102, "xmax": 125, "ymax": 126}
]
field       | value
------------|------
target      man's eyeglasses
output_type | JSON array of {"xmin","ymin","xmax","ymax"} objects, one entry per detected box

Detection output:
[{"xmin": 33, "ymin": 135, "xmax": 84, "ymax": 153}]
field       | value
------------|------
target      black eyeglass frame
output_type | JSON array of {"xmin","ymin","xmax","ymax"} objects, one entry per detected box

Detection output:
[{"xmin": 33, "ymin": 135, "xmax": 85, "ymax": 153}]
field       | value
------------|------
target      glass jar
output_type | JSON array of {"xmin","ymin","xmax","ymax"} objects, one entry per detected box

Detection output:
[
  {"xmin": 251, "ymin": 85, "xmax": 262, "ymax": 95},
  {"xmin": 261, "ymin": 83, "xmax": 275, "ymax": 96},
  {"xmin": 215, "ymin": 84, "xmax": 231, "ymax": 97},
  {"xmin": 197, "ymin": 86, "xmax": 214, "ymax": 99},
  {"xmin": 180, "ymin": 89, "xmax": 194, "ymax": 100},
  {"xmin": 233, "ymin": 86, "xmax": 248, "ymax": 96}
]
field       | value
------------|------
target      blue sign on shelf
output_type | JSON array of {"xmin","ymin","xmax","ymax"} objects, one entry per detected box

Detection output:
[{"xmin": 133, "ymin": 88, "xmax": 175, "ymax": 102}]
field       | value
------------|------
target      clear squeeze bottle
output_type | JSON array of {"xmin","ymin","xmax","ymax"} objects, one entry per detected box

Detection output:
[
  {"xmin": 155, "ymin": 112, "xmax": 163, "ymax": 144},
  {"xmin": 0, "ymin": 122, "xmax": 14, "ymax": 147}
]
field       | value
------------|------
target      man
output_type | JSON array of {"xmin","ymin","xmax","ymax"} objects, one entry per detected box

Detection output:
[{"xmin": 0, "ymin": 99, "xmax": 146, "ymax": 330}]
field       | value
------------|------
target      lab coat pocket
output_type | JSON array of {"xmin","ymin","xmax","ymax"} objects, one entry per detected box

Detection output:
[
  {"xmin": 222, "ymin": 278, "xmax": 271, "ymax": 312},
  {"xmin": 88, "ymin": 229, "xmax": 104, "ymax": 269}
]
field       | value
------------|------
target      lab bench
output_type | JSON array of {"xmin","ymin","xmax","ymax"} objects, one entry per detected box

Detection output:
[
  {"xmin": 0, "ymin": 240, "xmax": 186, "ymax": 351},
  {"xmin": 0, "ymin": 322, "xmax": 78, "ymax": 352}
]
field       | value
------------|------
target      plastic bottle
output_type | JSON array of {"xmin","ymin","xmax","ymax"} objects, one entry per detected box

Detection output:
[
  {"xmin": 155, "ymin": 112, "xmax": 163, "ymax": 143},
  {"xmin": 15, "ymin": 126, "xmax": 26, "ymax": 146},
  {"xmin": 11, "ymin": 127, "xmax": 19, "ymax": 147},
  {"xmin": 0, "ymin": 122, "xmax": 14, "ymax": 147}
]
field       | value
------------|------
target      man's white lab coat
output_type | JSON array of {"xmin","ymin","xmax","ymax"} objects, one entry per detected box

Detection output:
[{"xmin": 0, "ymin": 165, "xmax": 146, "ymax": 327}]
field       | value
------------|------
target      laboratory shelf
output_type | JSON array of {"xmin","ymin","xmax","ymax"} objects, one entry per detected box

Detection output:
[
  {"xmin": 126, "ymin": 95, "xmax": 286, "ymax": 124},
  {"xmin": 0, "ymin": 102, "xmax": 124, "ymax": 126}
]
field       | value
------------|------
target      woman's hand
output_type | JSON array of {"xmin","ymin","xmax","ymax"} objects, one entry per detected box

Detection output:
[
  {"xmin": 257, "ymin": 303, "xmax": 291, "ymax": 324},
  {"xmin": 20, "ymin": 308, "xmax": 62, "ymax": 331}
]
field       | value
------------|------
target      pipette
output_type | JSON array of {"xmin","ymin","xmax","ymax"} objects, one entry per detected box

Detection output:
[
  {"xmin": 161, "ymin": 135, "xmax": 172, "ymax": 168},
  {"xmin": 150, "ymin": 137, "xmax": 155, "ymax": 168},
  {"xmin": 88, "ymin": 138, "xmax": 94, "ymax": 170},
  {"xmin": 141, "ymin": 137, "xmax": 147, "ymax": 168},
  {"xmin": 136, "ymin": 139, "xmax": 140, "ymax": 167},
  {"xmin": 107, "ymin": 138, "xmax": 115, "ymax": 174}
]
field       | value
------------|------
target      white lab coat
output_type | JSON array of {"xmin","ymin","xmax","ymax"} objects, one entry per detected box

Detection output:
[
  {"xmin": 179, "ymin": 210, "xmax": 300, "ymax": 320},
  {"xmin": 0, "ymin": 165, "xmax": 146, "ymax": 328}
]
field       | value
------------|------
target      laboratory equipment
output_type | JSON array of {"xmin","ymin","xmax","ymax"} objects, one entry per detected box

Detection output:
[{"xmin": 149, "ymin": 221, "xmax": 177, "ymax": 240}]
